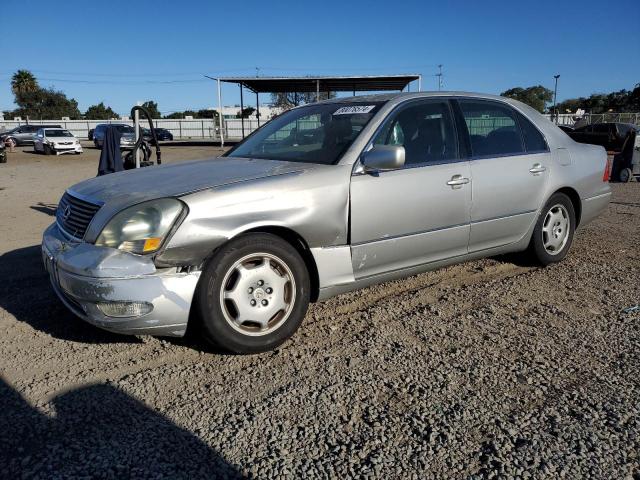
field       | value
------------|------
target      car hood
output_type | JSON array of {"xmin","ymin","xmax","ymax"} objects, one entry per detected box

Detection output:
[
  {"xmin": 48, "ymin": 136, "xmax": 76, "ymax": 142},
  {"xmin": 68, "ymin": 156, "xmax": 314, "ymax": 209}
]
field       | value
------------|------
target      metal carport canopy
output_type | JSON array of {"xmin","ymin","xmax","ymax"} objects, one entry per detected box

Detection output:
[
  {"xmin": 210, "ymin": 74, "xmax": 422, "ymax": 146},
  {"xmin": 219, "ymin": 74, "xmax": 422, "ymax": 93}
]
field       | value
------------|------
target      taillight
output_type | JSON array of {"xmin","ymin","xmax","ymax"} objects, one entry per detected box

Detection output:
[{"xmin": 603, "ymin": 155, "xmax": 613, "ymax": 182}]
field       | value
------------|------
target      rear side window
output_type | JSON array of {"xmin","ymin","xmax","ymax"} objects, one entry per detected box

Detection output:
[
  {"xmin": 458, "ymin": 100, "xmax": 525, "ymax": 157},
  {"xmin": 515, "ymin": 111, "xmax": 548, "ymax": 153}
]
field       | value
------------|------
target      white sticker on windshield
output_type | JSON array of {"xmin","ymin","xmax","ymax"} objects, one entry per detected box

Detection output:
[{"xmin": 333, "ymin": 105, "xmax": 376, "ymax": 115}]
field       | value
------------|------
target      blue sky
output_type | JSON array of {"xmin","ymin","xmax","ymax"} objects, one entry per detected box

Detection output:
[{"xmin": 2, "ymin": 0, "xmax": 639, "ymax": 116}]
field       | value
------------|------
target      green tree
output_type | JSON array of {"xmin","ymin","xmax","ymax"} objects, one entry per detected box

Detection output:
[
  {"xmin": 85, "ymin": 102, "xmax": 119, "ymax": 120},
  {"xmin": 11, "ymin": 70, "xmax": 39, "ymax": 97},
  {"xmin": 8, "ymin": 87, "xmax": 81, "ymax": 120},
  {"xmin": 140, "ymin": 101, "xmax": 161, "ymax": 119},
  {"xmin": 554, "ymin": 84, "xmax": 640, "ymax": 113},
  {"xmin": 270, "ymin": 91, "xmax": 335, "ymax": 110},
  {"xmin": 236, "ymin": 107, "xmax": 256, "ymax": 118},
  {"xmin": 163, "ymin": 109, "xmax": 219, "ymax": 125},
  {"xmin": 500, "ymin": 86, "xmax": 554, "ymax": 113}
]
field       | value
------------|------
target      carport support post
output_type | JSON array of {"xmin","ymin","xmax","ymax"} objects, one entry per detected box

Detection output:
[
  {"xmin": 256, "ymin": 92, "xmax": 260, "ymax": 127},
  {"xmin": 240, "ymin": 83, "xmax": 245, "ymax": 139},
  {"xmin": 316, "ymin": 79, "xmax": 320, "ymax": 102},
  {"xmin": 217, "ymin": 78, "xmax": 224, "ymax": 147},
  {"xmin": 418, "ymin": 74, "xmax": 422, "ymax": 92}
]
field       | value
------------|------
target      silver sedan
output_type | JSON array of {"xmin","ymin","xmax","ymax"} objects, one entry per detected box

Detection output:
[{"xmin": 42, "ymin": 92, "xmax": 611, "ymax": 353}]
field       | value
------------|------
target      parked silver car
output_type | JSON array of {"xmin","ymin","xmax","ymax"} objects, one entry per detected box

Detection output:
[
  {"xmin": 42, "ymin": 92, "xmax": 611, "ymax": 353},
  {"xmin": 33, "ymin": 128, "xmax": 83, "ymax": 155},
  {"xmin": 93, "ymin": 123, "xmax": 136, "ymax": 149},
  {"xmin": 1, "ymin": 124, "xmax": 61, "ymax": 146}
]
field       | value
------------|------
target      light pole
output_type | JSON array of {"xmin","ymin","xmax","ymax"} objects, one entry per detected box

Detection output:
[
  {"xmin": 553, "ymin": 74, "xmax": 560, "ymax": 124},
  {"xmin": 436, "ymin": 64, "xmax": 443, "ymax": 91}
]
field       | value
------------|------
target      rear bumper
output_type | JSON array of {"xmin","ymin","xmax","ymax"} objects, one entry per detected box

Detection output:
[
  {"xmin": 580, "ymin": 191, "xmax": 612, "ymax": 227},
  {"xmin": 42, "ymin": 223, "xmax": 200, "ymax": 337}
]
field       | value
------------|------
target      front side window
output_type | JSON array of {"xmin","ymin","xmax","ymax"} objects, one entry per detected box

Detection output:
[
  {"xmin": 459, "ymin": 100, "xmax": 525, "ymax": 157},
  {"xmin": 617, "ymin": 124, "xmax": 632, "ymax": 137},
  {"xmin": 373, "ymin": 100, "xmax": 457, "ymax": 165},
  {"xmin": 227, "ymin": 102, "xmax": 384, "ymax": 165}
]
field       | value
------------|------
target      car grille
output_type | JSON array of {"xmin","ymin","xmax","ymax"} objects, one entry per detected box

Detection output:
[{"xmin": 56, "ymin": 192, "xmax": 102, "ymax": 240}]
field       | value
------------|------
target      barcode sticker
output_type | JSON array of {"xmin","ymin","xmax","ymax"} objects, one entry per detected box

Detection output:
[{"xmin": 334, "ymin": 105, "xmax": 376, "ymax": 115}]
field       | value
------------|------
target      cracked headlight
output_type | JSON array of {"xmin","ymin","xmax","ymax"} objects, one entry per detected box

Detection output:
[{"xmin": 95, "ymin": 198, "xmax": 185, "ymax": 254}]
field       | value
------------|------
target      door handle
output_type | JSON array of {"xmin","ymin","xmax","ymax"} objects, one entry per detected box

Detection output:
[
  {"xmin": 529, "ymin": 163, "xmax": 547, "ymax": 175},
  {"xmin": 447, "ymin": 175, "xmax": 470, "ymax": 189}
]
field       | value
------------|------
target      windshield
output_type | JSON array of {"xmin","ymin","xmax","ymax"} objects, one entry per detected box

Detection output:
[
  {"xmin": 227, "ymin": 102, "xmax": 384, "ymax": 164},
  {"xmin": 45, "ymin": 129, "xmax": 73, "ymax": 137}
]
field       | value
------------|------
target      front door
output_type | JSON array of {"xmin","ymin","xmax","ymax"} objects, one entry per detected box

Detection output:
[
  {"xmin": 350, "ymin": 99, "xmax": 472, "ymax": 279},
  {"xmin": 456, "ymin": 99, "xmax": 551, "ymax": 252}
]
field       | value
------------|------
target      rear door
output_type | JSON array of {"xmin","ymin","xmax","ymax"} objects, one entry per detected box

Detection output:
[
  {"xmin": 350, "ymin": 98, "xmax": 471, "ymax": 279},
  {"xmin": 455, "ymin": 99, "xmax": 550, "ymax": 252}
]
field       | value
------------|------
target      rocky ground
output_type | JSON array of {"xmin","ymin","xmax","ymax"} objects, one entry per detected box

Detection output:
[{"xmin": 1, "ymin": 146, "xmax": 639, "ymax": 478}]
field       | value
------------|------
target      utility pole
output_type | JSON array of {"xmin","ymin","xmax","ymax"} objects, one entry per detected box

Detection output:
[
  {"xmin": 436, "ymin": 64, "xmax": 443, "ymax": 91},
  {"xmin": 553, "ymin": 74, "xmax": 560, "ymax": 124}
]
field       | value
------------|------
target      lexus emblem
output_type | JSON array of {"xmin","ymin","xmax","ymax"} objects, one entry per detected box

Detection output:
[{"xmin": 62, "ymin": 205, "xmax": 71, "ymax": 221}]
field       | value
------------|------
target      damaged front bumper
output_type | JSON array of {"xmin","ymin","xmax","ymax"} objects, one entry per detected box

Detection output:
[
  {"xmin": 42, "ymin": 223, "xmax": 200, "ymax": 337},
  {"xmin": 52, "ymin": 144, "xmax": 83, "ymax": 155}
]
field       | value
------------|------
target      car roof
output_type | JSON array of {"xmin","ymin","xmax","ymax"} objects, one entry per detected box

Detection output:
[{"xmin": 316, "ymin": 91, "xmax": 511, "ymax": 105}]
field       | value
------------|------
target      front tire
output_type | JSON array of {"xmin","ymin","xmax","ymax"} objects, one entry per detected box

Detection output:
[
  {"xmin": 196, "ymin": 233, "xmax": 310, "ymax": 354},
  {"xmin": 528, "ymin": 193, "xmax": 576, "ymax": 266},
  {"xmin": 43, "ymin": 145, "xmax": 52, "ymax": 156}
]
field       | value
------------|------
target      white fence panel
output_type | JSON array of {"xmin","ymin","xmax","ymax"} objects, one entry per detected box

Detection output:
[{"xmin": 0, "ymin": 119, "xmax": 222, "ymax": 140}]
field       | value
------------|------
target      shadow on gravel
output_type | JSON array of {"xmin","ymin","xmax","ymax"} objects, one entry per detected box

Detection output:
[
  {"xmin": 0, "ymin": 378, "xmax": 242, "ymax": 478},
  {"xmin": 491, "ymin": 252, "xmax": 539, "ymax": 268},
  {"xmin": 30, "ymin": 202, "xmax": 58, "ymax": 216},
  {"xmin": 0, "ymin": 245, "xmax": 141, "ymax": 344}
]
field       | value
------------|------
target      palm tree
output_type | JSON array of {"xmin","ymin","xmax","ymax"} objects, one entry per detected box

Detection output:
[{"xmin": 11, "ymin": 70, "xmax": 39, "ymax": 96}]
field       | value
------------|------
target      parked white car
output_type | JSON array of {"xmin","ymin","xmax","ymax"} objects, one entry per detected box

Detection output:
[{"xmin": 34, "ymin": 128, "xmax": 83, "ymax": 155}]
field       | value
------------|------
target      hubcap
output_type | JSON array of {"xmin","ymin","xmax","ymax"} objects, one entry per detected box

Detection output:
[
  {"xmin": 219, "ymin": 253, "xmax": 295, "ymax": 336},
  {"xmin": 542, "ymin": 204, "xmax": 570, "ymax": 255}
]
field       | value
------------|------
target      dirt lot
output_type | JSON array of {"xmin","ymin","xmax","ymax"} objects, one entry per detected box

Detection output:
[{"xmin": 1, "ymin": 144, "xmax": 639, "ymax": 478}]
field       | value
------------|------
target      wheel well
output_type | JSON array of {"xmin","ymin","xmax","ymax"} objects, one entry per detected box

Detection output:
[
  {"xmin": 555, "ymin": 187, "xmax": 582, "ymax": 226},
  {"xmin": 243, "ymin": 226, "xmax": 320, "ymax": 302}
]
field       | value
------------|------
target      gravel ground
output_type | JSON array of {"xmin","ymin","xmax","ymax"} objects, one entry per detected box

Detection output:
[{"xmin": 1, "ymin": 146, "xmax": 639, "ymax": 478}]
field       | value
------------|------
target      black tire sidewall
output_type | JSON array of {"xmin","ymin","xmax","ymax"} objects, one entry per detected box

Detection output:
[
  {"xmin": 531, "ymin": 193, "xmax": 576, "ymax": 265},
  {"xmin": 620, "ymin": 168, "xmax": 632, "ymax": 183},
  {"xmin": 197, "ymin": 233, "xmax": 310, "ymax": 354}
]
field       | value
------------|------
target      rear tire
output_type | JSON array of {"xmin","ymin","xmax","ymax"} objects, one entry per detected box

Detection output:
[
  {"xmin": 619, "ymin": 167, "xmax": 633, "ymax": 183},
  {"xmin": 528, "ymin": 193, "xmax": 576, "ymax": 266},
  {"xmin": 196, "ymin": 233, "xmax": 310, "ymax": 354}
]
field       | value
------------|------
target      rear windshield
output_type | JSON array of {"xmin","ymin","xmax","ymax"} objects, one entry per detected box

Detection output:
[
  {"xmin": 45, "ymin": 129, "xmax": 73, "ymax": 137},
  {"xmin": 227, "ymin": 102, "xmax": 385, "ymax": 164}
]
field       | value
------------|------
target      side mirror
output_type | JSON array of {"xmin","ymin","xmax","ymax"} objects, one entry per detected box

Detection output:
[{"xmin": 361, "ymin": 145, "xmax": 405, "ymax": 172}]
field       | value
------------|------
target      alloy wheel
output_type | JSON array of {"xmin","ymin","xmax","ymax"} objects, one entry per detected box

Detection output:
[
  {"xmin": 542, "ymin": 204, "xmax": 570, "ymax": 255},
  {"xmin": 218, "ymin": 252, "xmax": 296, "ymax": 336}
]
